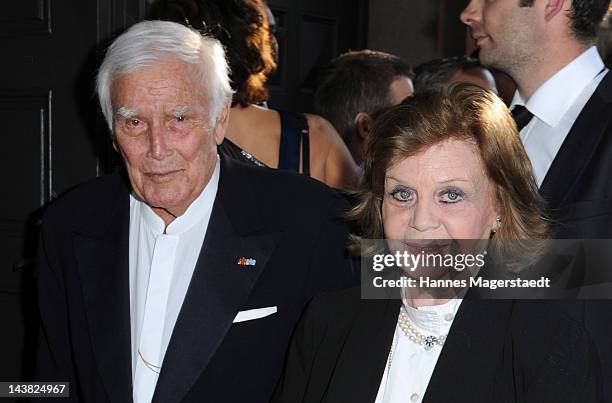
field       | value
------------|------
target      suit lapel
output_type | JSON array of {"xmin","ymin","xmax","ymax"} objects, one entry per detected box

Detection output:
[
  {"xmin": 540, "ymin": 71, "xmax": 612, "ymax": 210},
  {"xmin": 152, "ymin": 158, "xmax": 283, "ymax": 403},
  {"xmin": 73, "ymin": 175, "xmax": 133, "ymax": 402},
  {"xmin": 423, "ymin": 298, "xmax": 514, "ymax": 402},
  {"xmin": 325, "ymin": 297, "xmax": 401, "ymax": 403},
  {"xmin": 324, "ymin": 296, "xmax": 514, "ymax": 403}
]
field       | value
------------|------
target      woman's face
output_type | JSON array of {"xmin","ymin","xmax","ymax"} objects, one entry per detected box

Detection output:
[{"xmin": 382, "ymin": 138, "xmax": 500, "ymax": 246}]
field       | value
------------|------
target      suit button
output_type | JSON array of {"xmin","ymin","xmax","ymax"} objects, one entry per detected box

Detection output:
[{"xmin": 410, "ymin": 393, "xmax": 420, "ymax": 402}]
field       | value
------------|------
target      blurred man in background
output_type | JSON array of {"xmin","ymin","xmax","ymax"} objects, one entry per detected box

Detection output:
[
  {"xmin": 413, "ymin": 55, "xmax": 498, "ymax": 94},
  {"xmin": 314, "ymin": 50, "xmax": 414, "ymax": 167},
  {"xmin": 462, "ymin": 0, "xmax": 612, "ymax": 399}
]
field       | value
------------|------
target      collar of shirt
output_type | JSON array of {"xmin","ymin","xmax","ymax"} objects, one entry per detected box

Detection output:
[
  {"xmin": 133, "ymin": 155, "xmax": 221, "ymax": 236},
  {"xmin": 510, "ymin": 46, "xmax": 604, "ymax": 128},
  {"xmin": 402, "ymin": 297, "xmax": 463, "ymax": 336}
]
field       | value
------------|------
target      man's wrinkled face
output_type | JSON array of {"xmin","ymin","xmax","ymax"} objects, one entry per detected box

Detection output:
[
  {"xmin": 112, "ymin": 58, "xmax": 226, "ymax": 218},
  {"xmin": 460, "ymin": 0, "xmax": 541, "ymax": 73}
]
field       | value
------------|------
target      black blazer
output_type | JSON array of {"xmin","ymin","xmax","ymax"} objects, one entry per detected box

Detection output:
[
  {"xmin": 273, "ymin": 288, "xmax": 602, "ymax": 403},
  {"xmin": 538, "ymin": 70, "xmax": 612, "ymax": 400},
  {"xmin": 35, "ymin": 156, "xmax": 358, "ymax": 403},
  {"xmin": 540, "ymin": 70, "xmax": 612, "ymax": 238}
]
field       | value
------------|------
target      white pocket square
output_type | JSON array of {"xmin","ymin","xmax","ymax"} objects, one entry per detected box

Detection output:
[{"xmin": 233, "ymin": 306, "xmax": 278, "ymax": 323}]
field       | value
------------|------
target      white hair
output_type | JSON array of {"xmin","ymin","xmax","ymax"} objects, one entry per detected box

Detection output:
[{"xmin": 96, "ymin": 20, "xmax": 233, "ymax": 132}]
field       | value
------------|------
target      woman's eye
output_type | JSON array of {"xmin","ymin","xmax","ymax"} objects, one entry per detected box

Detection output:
[
  {"xmin": 440, "ymin": 189, "xmax": 463, "ymax": 203},
  {"xmin": 390, "ymin": 188, "xmax": 413, "ymax": 202}
]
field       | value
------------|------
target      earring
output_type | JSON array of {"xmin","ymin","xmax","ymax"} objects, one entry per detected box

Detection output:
[{"xmin": 492, "ymin": 216, "xmax": 501, "ymax": 234}]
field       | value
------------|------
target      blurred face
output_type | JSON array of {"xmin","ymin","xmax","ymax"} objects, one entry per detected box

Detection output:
[
  {"xmin": 389, "ymin": 75, "xmax": 414, "ymax": 104},
  {"xmin": 451, "ymin": 67, "xmax": 498, "ymax": 94},
  {"xmin": 382, "ymin": 138, "xmax": 499, "ymax": 246},
  {"xmin": 264, "ymin": 5, "xmax": 279, "ymax": 65},
  {"xmin": 460, "ymin": 0, "xmax": 541, "ymax": 73},
  {"xmin": 112, "ymin": 58, "xmax": 228, "ymax": 220}
]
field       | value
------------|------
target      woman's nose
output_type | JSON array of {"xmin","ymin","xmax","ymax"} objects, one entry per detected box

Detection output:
[{"xmin": 410, "ymin": 201, "xmax": 440, "ymax": 233}]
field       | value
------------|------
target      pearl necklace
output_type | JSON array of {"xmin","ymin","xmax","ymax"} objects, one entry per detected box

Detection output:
[{"xmin": 398, "ymin": 308, "xmax": 447, "ymax": 351}]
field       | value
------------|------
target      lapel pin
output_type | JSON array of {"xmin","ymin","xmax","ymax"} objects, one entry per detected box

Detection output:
[{"xmin": 237, "ymin": 257, "xmax": 257, "ymax": 267}]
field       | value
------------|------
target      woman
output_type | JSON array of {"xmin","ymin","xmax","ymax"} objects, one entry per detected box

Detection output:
[
  {"xmin": 273, "ymin": 85, "xmax": 601, "ymax": 402},
  {"xmin": 148, "ymin": 0, "xmax": 358, "ymax": 189}
]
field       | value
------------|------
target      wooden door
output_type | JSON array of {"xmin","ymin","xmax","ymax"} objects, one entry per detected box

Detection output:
[
  {"xmin": 0, "ymin": 0, "xmax": 143, "ymax": 393},
  {"xmin": 266, "ymin": 0, "xmax": 368, "ymax": 112}
]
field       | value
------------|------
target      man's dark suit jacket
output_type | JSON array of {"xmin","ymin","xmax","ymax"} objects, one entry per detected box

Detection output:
[
  {"xmin": 538, "ymin": 70, "xmax": 612, "ymax": 400},
  {"xmin": 541, "ymin": 70, "xmax": 612, "ymax": 237},
  {"xmin": 35, "ymin": 156, "xmax": 358, "ymax": 403},
  {"xmin": 273, "ymin": 287, "xmax": 602, "ymax": 403}
]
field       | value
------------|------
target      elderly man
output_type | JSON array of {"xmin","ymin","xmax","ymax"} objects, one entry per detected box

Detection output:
[
  {"xmin": 36, "ymin": 21, "xmax": 356, "ymax": 403},
  {"xmin": 314, "ymin": 50, "xmax": 414, "ymax": 167}
]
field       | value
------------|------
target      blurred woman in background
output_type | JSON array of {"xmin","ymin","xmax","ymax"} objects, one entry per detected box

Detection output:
[{"xmin": 148, "ymin": 0, "xmax": 358, "ymax": 189}]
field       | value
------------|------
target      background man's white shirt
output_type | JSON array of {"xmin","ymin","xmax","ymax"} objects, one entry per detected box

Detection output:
[{"xmin": 510, "ymin": 46, "xmax": 608, "ymax": 187}]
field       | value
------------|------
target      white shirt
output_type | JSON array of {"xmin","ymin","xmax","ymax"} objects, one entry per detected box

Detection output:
[
  {"xmin": 129, "ymin": 156, "xmax": 220, "ymax": 403},
  {"xmin": 510, "ymin": 46, "xmax": 608, "ymax": 187},
  {"xmin": 375, "ymin": 298, "xmax": 463, "ymax": 403}
]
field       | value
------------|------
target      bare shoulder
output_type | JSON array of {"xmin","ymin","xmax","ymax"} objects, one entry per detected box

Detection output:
[
  {"xmin": 227, "ymin": 105, "xmax": 281, "ymax": 166},
  {"xmin": 304, "ymin": 113, "xmax": 340, "ymax": 144},
  {"xmin": 229, "ymin": 105, "xmax": 280, "ymax": 140},
  {"xmin": 304, "ymin": 113, "xmax": 358, "ymax": 190}
]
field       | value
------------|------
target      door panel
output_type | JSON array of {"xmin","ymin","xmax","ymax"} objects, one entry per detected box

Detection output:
[
  {"xmin": 0, "ymin": 0, "xmax": 144, "ymax": 394},
  {"xmin": 266, "ymin": 0, "xmax": 368, "ymax": 112}
]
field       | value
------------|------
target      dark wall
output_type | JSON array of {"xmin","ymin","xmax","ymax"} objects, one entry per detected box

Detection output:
[
  {"xmin": 368, "ymin": 0, "xmax": 469, "ymax": 66},
  {"xmin": 266, "ymin": 0, "xmax": 368, "ymax": 113},
  {"xmin": 0, "ymin": 1, "xmax": 145, "ymax": 398}
]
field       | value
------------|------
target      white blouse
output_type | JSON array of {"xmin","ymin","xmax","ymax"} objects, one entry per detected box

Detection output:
[
  {"xmin": 375, "ymin": 298, "xmax": 463, "ymax": 403},
  {"xmin": 510, "ymin": 46, "xmax": 607, "ymax": 187}
]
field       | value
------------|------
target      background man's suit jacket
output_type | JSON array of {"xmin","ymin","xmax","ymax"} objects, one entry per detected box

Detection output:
[
  {"xmin": 541, "ymin": 70, "xmax": 612, "ymax": 238},
  {"xmin": 273, "ymin": 287, "xmax": 602, "ymax": 403},
  {"xmin": 36, "ymin": 156, "xmax": 358, "ymax": 403},
  {"xmin": 538, "ymin": 70, "xmax": 612, "ymax": 400}
]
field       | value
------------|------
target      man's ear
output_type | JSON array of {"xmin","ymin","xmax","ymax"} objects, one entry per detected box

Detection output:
[
  {"xmin": 214, "ymin": 102, "xmax": 231, "ymax": 145},
  {"xmin": 354, "ymin": 112, "xmax": 373, "ymax": 141},
  {"xmin": 112, "ymin": 135, "xmax": 119, "ymax": 153},
  {"xmin": 543, "ymin": 0, "xmax": 566, "ymax": 22}
]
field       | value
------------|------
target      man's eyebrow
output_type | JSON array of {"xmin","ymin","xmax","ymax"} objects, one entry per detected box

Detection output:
[
  {"xmin": 115, "ymin": 107, "xmax": 136, "ymax": 120},
  {"xmin": 171, "ymin": 106, "xmax": 189, "ymax": 117}
]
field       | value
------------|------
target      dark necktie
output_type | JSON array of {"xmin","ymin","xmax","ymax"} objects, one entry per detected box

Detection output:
[{"xmin": 511, "ymin": 105, "xmax": 534, "ymax": 131}]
